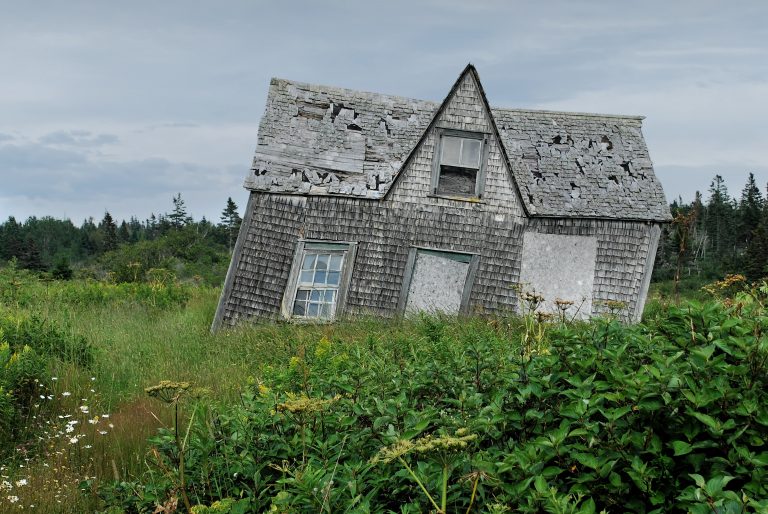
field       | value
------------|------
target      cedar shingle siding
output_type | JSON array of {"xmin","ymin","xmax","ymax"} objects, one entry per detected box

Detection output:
[{"xmin": 213, "ymin": 65, "xmax": 669, "ymax": 329}]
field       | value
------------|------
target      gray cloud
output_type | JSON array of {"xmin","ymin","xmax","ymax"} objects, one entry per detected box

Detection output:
[
  {"xmin": 38, "ymin": 130, "xmax": 119, "ymax": 147},
  {"xmin": 1, "ymin": 0, "xmax": 767, "ymax": 221}
]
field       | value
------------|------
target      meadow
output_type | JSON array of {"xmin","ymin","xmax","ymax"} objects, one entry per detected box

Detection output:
[{"xmin": 0, "ymin": 265, "xmax": 767, "ymax": 513}]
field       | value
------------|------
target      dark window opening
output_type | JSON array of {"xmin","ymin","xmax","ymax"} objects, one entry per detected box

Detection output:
[
  {"xmin": 438, "ymin": 165, "xmax": 478, "ymax": 196},
  {"xmin": 433, "ymin": 132, "xmax": 485, "ymax": 198}
]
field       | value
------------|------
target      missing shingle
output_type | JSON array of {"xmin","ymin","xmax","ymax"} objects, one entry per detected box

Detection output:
[
  {"xmin": 346, "ymin": 123, "xmax": 362, "ymax": 131},
  {"xmin": 600, "ymin": 136, "xmax": 613, "ymax": 151},
  {"xmin": 620, "ymin": 161, "xmax": 631, "ymax": 174},
  {"xmin": 379, "ymin": 118, "xmax": 391, "ymax": 136},
  {"xmin": 570, "ymin": 182, "xmax": 581, "ymax": 199},
  {"xmin": 608, "ymin": 175, "xmax": 620, "ymax": 185}
]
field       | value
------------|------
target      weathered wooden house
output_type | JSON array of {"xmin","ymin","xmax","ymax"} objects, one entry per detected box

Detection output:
[{"xmin": 212, "ymin": 65, "xmax": 670, "ymax": 330}]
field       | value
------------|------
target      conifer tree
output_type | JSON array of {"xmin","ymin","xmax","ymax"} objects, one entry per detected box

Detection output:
[
  {"xmin": 737, "ymin": 173, "xmax": 764, "ymax": 247},
  {"xmin": 100, "ymin": 211, "xmax": 118, "ymax": 252},
  {"xmin": 219, "ymin": 197, "xmax": 242, "ymax": 252},
  {"xmin": 168, "ymin": 193, "xmax": 191, "ymax": 228}
]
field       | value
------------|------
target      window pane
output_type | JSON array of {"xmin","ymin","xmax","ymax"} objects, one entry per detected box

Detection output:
[
  {"xmin": 292, "ymin": 301, "xmax": 306, "ymax": 316},
  {"xmin": 316, "ymin": 254, "xmax": 329, "ymax": 270},
  {"xmin": 460, "ymin": 139, "xmax": 481, "ymax": 168},
  {"xmin": 314, "ymin": 271, "xmax": 327, "ymax": 284},
  {"xmin": 441, "ymin": 136, "xmax": 461, "ymax": 166},
  {"xmin": 307, "ymin": 303, "xmax": 319, "ymax": 317},
  {"xmin": 327, "ymin": 271, "xmax": 340, "ymax": 285},
  {"xmin": 296, "ymin": 289, "xmax": 309, "ymax": 301},
  {"xmin": 302, "ymin": 254, "xmax": 316, "ymax": 270},
  {"xmin": 326, "ymin": 290, "xmax": 336, "ymax": 303},
  {"xmin": 299, "ymin": 270, "xmax": 314, "ymax": 284},
  {"xmin": 320, "ymin": 303, "xmax": 331, "ymax": 318},
  {"xmin": 329, "ymin": 255, "xmax": 343, "ymax": 271},
  {"xmin": 310, "ymin": 289, "xmax": 321, "ymax": 301}
]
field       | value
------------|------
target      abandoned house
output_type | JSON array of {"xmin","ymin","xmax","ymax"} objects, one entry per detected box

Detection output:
[{"xmin": 211, "ymin": 64, "xmax": 670, "ymax": 330}]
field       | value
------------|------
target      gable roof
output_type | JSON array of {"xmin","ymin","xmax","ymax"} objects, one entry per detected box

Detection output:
[{"xmin": 244, "ymin": 66, "xmax": 671, "ymax": 221}]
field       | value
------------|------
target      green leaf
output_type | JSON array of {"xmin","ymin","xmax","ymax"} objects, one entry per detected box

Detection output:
[
  {"xmin": 671, "ymin": 440, "xmax": 693, "ymax": 456},
  {"xmin": 688, "ymin": 410, "xmax": 720, "ymax": 431},
  {"xmin": 534, "ymin": 475, "xmax": 548, "ymax": 494},
  {"xmin": 689, "ymin": 473, "xmax": 706, "ymax": 488},
  {"xmin": 573, "ymin": 453, "xmax": 599, "ymax": 470}
]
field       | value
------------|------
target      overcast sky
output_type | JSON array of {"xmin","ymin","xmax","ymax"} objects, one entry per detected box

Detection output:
[{"xmin": 1, "ymin": 0, "xmax": 767, "ymax": 224}]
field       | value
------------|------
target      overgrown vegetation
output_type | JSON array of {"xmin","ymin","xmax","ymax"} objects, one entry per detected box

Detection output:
[
  {"xmin": 1, "ymin": 265, "xmax": 765, "ymax": 512},
  {"xmin": 0, "ymin": 193, "xmax": 240, "ymax": 286}
]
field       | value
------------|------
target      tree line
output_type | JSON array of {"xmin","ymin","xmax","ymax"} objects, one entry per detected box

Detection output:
[
  {"xmin": 0, "ymin": 194, "xmax": 242, "ymax": 284},
  {"xmin": 2, "ymin": 173, "xmax": 767, "ymax": 285},
  {"xmin": 654, "ymin": 173, "xmax": 768, "ymax": 283}
]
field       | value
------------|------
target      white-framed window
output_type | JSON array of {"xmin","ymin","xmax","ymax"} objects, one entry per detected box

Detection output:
[
  {"xmin": 431, "ymin": 128, "xmax": 489, "ymax": 198},
  {"xmin": 282, "ymin": 241, "xmax": 357, "ymax": 321}
]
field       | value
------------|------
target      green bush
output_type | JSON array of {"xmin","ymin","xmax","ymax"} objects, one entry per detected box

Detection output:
[
  {"xmin": 0, "ymin": 313, "xmax": 93, "ymax": 368},
  {"xmin": 95, "ymin": 290, "xmax": 768, "ymax": 512}
]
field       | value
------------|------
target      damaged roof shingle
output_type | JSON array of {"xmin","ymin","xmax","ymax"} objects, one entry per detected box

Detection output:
[{"xmin": 244, "ymin": 76, "xmax": 670, "ymax": 222}]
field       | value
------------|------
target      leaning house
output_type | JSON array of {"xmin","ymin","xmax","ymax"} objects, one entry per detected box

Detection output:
[{"xmin": 212, "ymin": 65, "xmax": 670, "ymax": 330}]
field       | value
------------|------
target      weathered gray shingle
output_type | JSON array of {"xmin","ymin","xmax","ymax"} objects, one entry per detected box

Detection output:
[{"xmin": 244, "ymin": 75, "xmax": 670, "ymax": 221}]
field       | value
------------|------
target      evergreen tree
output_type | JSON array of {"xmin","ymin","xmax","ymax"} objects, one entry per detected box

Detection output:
[
  {"xmin": 118, "ymin": 221, "xmax": 131, "ymax": 243},
  {"xmin": 0, "ymin": 216, "xmax": 23, "ymax": 260},
  {"xmin": 703, "ymin": 175, "xmax": 736, "ymax": 272},
  {"xmin": 100, "ymin": 212, "xmax": 118, "ymax": 252},
  {"xmin": 219, "ymin": 197, "xmax": 242, "ymax": 252},
  {"xmin": 745, "ymin": 183, "xmax": 768, "ymax": 281},
  {"xmin": 168, "ymin": 193, "xmax": 191, "ymax": 228},
  {"xmin": 51, "ymin": 256, "xmax": 74, "ymax": 280},
  {"xmin": 737, "ymin": 173, "xmax": 764, "ymax": 247},
  {"xmin": 18, "ymin": 238, "xmax": 46, "ymax": 272}
]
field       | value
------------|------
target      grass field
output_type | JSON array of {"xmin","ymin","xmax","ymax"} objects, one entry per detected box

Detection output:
[{"xmin": 1, "ymin": 268, "xmax": 766, "ymax": 512}]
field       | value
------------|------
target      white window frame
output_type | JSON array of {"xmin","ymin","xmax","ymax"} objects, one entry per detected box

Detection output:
[
  {"xmin": 282, "ymin": 240, "xmax": 358, "ymax": 321},
  {"xmin": 430, "ymin": 128, "xmax": 490, "ymax": 199}
]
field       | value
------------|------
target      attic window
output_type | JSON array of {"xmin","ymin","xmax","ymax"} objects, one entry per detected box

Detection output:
[{"xmin": 431, "ymin": 129, "xmax": 488, "ymax": 198}]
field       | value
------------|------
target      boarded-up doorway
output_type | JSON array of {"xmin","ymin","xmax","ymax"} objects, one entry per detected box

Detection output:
[{"xmin": 398, "ymin": 248, "xmax": 478, "ymax": 314}]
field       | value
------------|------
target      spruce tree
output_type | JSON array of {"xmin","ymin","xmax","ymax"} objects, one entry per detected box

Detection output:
[
  {"xmin": 745, "ymin": 182, "xmax": 768, "ymax": 281},
  {"xmin": 219, "ymin": 197, "xmax": 242, "ymax": 252},
  {"xmin": 703, "ymin": 175, "xmax": 736, "ymax": 273},
  {"xmin": 737, "ymin": 173, "xmax": 764, "ymax": 247},
  {"xmin": 168, "ymin": 193, "xmax": 191, "ymax": 228},
  {"xmin": 100, "ymin": 212, "xmax": 118, "ymax": 252}
]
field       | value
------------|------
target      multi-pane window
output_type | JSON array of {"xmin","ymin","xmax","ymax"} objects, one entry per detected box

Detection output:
[
  {"xmin": 292, "ymin": 252, "xmax": 344, "ymax": 319},
  {"xmin": 433, "ymin": 130, "xmax": 488, "ymax": 198},
  {"xmin": 284, "ymin": 241, "xmax": 356, "ymax": 321}
]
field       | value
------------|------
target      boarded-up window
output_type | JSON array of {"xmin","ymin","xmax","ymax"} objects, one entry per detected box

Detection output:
[
  {"xmin": 519, "ymin": 232, "xmax": 597, "ymax": 319},
  {"xmin": 400, "ymin": 249, "xmax": 476, "ymax": 314}
]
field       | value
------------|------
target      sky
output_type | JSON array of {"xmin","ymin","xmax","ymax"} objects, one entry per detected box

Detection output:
[{"xmin": 1, "ymin": 0, "xmax": 767, "ymax": 224}]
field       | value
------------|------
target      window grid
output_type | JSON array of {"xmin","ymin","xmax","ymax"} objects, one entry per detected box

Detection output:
[{"xmin": 292, "ymin": 252, "xmax": 345, "ymax": 319}]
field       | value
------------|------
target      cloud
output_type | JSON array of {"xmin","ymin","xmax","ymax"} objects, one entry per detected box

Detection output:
[{"xmin": 38, "ymin": 130, "xmax": 119, "ymax": 147}]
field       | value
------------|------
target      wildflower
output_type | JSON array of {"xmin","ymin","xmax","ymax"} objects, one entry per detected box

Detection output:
[
  {"xmin": 7, "ymin": 495, "xmax": 18, "ymax": 503},
  {"xmin": 90, "ymin": 377, "xmax": 96, "ymax": 381},
  {"xmin": 276, "ymin": 393, "xmax": 340, "ymax": 414},
  {"xmin": 65, "ymin": 425, "xmax": 74, "ymax": 434},
  {"xmin": 14, "ymin": 479, "xmax": 26, "ymax": 487},
  {"xmin": 69, "ymin": 437, "xmax": 78, "ymax": 444},
  {"xmin": 51, "ymin": 377, "xmax": 58, "ymax": 381},
  {"xmin": 145, "ymin": 381, "xmax": 191, "ymax": 404},
  {"xmin": 61, "ymin": 392, "xmax": 71, "ymax": 397},
  {"xmin": 79, "ymin": 406, "xmax": 89, "ymax": 414},
  {"xmin": 101, "ymin": 414, "xmax": 109, "ymax": 418},
  {"xmin": 108, "ymin": 423, "xmax": 114, "ymax": 429},
  {"xmin": 84, "ymin": 445, "xmax": 92, "ymax": 449},
  {"xmin": 98, "ymin": 430, "xmax": 107, "ymax": 435}
]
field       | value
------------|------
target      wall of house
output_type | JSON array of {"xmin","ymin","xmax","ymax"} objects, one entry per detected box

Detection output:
[{"xmin": 213, "ymin": 73, "xmax": 661, "ymax": 329}]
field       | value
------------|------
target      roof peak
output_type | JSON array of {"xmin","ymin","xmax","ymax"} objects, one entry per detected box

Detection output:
[{"xmin": 270, "ymin": 73, "xmax": 645, "ymax": 121}]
